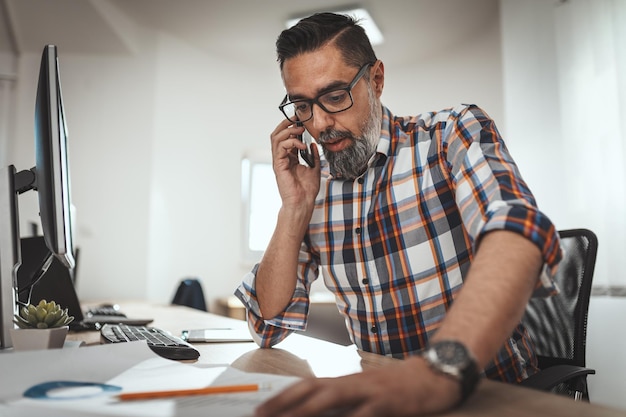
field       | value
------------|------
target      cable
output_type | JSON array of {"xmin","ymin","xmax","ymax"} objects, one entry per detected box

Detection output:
[{"xmin": 17, "ymin": 250, "xmax": 54, "ymax": 307}]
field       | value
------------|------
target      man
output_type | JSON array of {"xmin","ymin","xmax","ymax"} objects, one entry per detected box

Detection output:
[{"xmin": 235, "ymin": 12, "xmax": 562, "ymax": 417}]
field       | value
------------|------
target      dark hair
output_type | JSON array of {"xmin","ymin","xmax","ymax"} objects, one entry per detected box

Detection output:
[{"xmin": 276, "ymin": 12, "xmax": 377, "ymax": 70}]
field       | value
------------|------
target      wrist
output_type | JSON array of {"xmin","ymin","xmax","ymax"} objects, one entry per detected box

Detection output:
[
  {"xmin": 277, "ymin": 205, "xmax": 313, "ymax": 234},
  {"xmin": 420, "ymin": 340, "xmax": 481, "ymax": 406}
]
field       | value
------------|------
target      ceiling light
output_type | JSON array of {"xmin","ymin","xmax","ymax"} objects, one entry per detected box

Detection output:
[{"xmin": 286, "ymin": 8, "xmax": 384, "ymax": 46}]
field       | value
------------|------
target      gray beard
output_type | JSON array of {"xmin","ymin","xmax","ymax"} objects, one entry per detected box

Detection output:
[{"xmin": 320, "ymin": 90, "xmax": 382, "ymax": 180}]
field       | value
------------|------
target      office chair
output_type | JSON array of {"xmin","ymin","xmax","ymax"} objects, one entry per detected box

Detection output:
[
  {"xmin": 171, "ymin": 278, "xmax": 208, "ymax": 311},
  {"xmin": 520, "ymin": 228, "xmax": 598, "ymax": 401}
]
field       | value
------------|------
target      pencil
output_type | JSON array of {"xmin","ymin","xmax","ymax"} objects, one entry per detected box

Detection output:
[{"xmin": 117, "ymin": 383, "xmax": 260, "ymax": 401}]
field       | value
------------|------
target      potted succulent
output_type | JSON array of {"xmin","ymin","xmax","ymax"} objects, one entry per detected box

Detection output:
[{"xmin": 10, "ymin": 299, "xmax": 74, "ymax": 351}]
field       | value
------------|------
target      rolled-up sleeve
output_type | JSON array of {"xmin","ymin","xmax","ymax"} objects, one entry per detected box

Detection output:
[
  {"xmin": 234, "ymin": 241, "xmax": 319, "ymax": 347},
  {"xmin": 445, "ymin": 104, "xmax": 562, "ymax": 295}
]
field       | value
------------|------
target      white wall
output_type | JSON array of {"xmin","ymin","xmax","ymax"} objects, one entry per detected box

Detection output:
[
  {"xmin": 11, "ymin": 48, "xmax": 157, "ymax": 299},
  {"xmin": 6, "ymin": 5, "xmax": 503, "ymax": 308},
  {"xmin": 145, "ymin": 32, "xmax": 284, "ymax": 303},
  {"xmin": 501, "ymin": 0, "xmax": 626, "ymax": 289},
  {"xmin": 501, "ymin": 0, "xmax": 626, "ymax": 411},
  {"xmin": 385, "ymin": 16, "xmax": 503, "ymax": 124},
  {"xmin": 1, "ymin": 50, "xmax": 16, "ymax": 166},
  {"xmin": 6, "ymin": 21, "xmax": 286, "ymax": 305},
  {"xmin": 500, "ymin": 0, "xmax": 562, "ymax": 213},
  {"xmin": 587, "ymin": 296, "xmax": 626, "ymax": 410}
]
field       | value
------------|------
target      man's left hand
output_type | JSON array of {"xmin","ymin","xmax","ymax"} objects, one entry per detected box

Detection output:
[{"xmin": 255, "ymin": 355, "xmax": 464, "ymax": 417}]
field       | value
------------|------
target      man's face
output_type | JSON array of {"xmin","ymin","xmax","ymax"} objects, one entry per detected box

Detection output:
[{"xmin": 281, "ymin": 45, "xmax": 383, "ymax": 179}]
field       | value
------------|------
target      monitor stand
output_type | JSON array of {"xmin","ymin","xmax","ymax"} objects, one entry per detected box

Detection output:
[
  {"xmin": 0, "ymin": 166, "xmax": 20, "ymax": 349},
  {"xmin": 17, "ymin": 236, "xmax": 83, "ymax": 323}
]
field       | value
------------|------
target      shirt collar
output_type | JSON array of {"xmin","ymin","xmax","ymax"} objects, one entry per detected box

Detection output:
[{"xmin": 376, "ymin": 105, "xmax": 393, "ymax": 158}]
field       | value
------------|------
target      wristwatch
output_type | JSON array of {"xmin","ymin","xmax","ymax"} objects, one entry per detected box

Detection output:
[{"xmin": 421, "ymin": 340, "xmax": 481, "ymax": 404}]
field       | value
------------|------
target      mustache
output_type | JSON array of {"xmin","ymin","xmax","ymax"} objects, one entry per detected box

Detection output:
[{"xmin": 317, "ymin": 129, "xmax": 356, "ymax": 144}]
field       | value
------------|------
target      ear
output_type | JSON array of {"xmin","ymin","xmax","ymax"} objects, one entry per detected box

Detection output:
[{"xmin": 371, "ymin": 60, "xmax": 385, "ymax": 98}]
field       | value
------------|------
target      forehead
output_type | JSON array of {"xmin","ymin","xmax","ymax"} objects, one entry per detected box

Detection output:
[{"xmin": 281, "ymin": 45, "xmax": 355, "ymax": 99}]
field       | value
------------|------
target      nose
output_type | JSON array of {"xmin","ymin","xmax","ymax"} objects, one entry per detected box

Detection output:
[{"xmin": 310, "ymin": 103, "xmax": 334, "ymax": 133}]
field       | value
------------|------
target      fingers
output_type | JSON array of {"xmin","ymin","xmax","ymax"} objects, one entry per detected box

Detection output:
[
  {"xmin": 256, "ymin": 379, "xmax": 310, "ymax": 417},
  {"xmin": 257, "ymin": 378, "xmax": 360, "ymax": 417},
  {"xmin": 271, "ymin": 120, "xmax": 308, "ymax": 163},
  {"xmin": 310, "ymin": 139, "xmax": 321, "ymax": 166},
  {"xmin": 270, "ymin": 117, "xmax": 295, "ymax": 137},
  {"xmin": 255, "ymin": 352, "xmax": 460, "ymax": 417}
]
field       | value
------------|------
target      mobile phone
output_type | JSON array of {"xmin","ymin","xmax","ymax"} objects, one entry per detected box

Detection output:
[{"xmin": 296, "ymin": 121, "xmax": 315, "ymax": 167}]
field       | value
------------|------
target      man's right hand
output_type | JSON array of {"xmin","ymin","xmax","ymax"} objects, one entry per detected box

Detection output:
[{"xmin": 270, "ymin": 119, "xmax": 321, "ymax": 213}]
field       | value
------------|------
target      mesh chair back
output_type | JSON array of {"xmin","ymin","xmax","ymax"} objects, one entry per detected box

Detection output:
[{"xmin": 523, "ymin": 229, "xmax": 598, "ymax": 370}]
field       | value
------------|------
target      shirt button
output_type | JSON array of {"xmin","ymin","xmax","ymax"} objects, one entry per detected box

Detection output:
[
  {"xmin": 362, "ymin": 278, "xmax": 369, "ymax": 285},
  {"xmin": 355, "ymin": 227, "xmax": 361, "ymax": 234},
  {"xmin": 358, "ymin": 178, "xmax": 364, "ymax": 184},
  {"xmin": 371, "ymin": 325, "xmax": 378, "ymax": 333}
]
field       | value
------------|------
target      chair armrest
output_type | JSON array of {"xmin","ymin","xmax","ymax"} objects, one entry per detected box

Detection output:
[{"xmin": 520, "ymin": 365, "xmax": 595, "ymax": 391}]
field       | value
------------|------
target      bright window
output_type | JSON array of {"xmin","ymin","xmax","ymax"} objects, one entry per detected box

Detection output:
[{"xmin": 241, "ymin": 154, "xmax": 280, "ymax": 263}]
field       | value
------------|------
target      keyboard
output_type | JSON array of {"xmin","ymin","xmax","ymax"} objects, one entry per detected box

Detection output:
[
  {"xmin": 86, "ymin": 304, "xmax": 126, "ymax": 317},
  {"xmin": 100, "ymin": 324, "xmax": 200, "ymax": 361},
  {"xmin": 71, "ymin": 306, "xmax": 154, "ymax": 331}
]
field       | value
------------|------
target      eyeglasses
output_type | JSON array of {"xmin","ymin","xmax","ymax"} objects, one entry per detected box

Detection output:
[{"xmin": 279, "ymin": 63, "xmax": 373, "ymax": 123}]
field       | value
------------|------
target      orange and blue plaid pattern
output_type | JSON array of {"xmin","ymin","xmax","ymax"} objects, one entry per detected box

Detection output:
[{"xmin": 236, "ymin": 104, "xmax": 562, "ymax": 383}]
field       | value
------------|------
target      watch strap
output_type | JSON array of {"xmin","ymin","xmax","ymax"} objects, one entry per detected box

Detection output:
[{"xmin": 422, "ymin": 340, "xmax": 481, "ymax": 405}]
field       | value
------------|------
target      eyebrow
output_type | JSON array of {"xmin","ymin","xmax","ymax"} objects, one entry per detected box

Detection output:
[{"xmin": 288, "ymin": 79, "xmax": 351, "ymax": 102}]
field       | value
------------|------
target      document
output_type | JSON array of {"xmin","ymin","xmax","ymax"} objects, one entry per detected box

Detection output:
[
  {"xmin": 0, "ymin": 341, "xmax": 299, "ymax": 416},
  {"xmin": 164, "ymin": 367, "xmax": 299, "ymax": 417}
]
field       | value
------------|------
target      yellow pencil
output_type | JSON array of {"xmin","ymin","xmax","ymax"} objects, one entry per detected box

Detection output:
[{"xmin": 117, "ymin": 383, "xmax": 260, "ymax": 401}]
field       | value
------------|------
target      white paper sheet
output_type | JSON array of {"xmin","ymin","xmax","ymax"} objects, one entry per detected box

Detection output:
[{"xmin": 0, "ymin": 341, "xmax": 300, "ymax": 417}]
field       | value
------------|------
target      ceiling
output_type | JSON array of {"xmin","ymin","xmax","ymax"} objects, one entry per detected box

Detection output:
[{"xmin": 0, "ymin": 0, "xmax": 499, "ymax": 68}]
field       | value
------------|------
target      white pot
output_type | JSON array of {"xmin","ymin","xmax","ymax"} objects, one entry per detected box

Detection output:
[{"xmin": 10, "ymin": 326, "xmax": 69, "ymax": 351}]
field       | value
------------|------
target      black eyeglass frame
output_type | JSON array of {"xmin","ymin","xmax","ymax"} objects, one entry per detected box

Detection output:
[{"xmin": 278, "ymin": 62, "xmax": 374, "ymax": 123}]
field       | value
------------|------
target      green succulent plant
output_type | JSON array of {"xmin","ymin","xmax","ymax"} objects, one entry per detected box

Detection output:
[{"xmin": 13, "ymin": 299, "xmax": 75, "ymax": 329}]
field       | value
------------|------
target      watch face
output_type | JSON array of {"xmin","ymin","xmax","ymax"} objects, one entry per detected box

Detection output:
[
  {"xmin": 435, "ymin": 341, "xmax": 470, "ymax": 367},
  {"xmin": 426, "ymin": 341, "xmax": 481, "ymax": 404}
]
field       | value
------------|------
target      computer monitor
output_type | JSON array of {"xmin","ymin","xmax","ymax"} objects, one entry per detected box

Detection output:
[
  {"xmin": 0, "ymin": 44, "xmax": 75, "ymax": 349},
  {"xmin": 34, "ymin": 45, "xmax": 75, "ymax": 270}
]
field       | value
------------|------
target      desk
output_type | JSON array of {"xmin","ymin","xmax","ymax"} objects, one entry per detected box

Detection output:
[{"xmin": 70, "ymin": 301, "xmax": 626, "ymax": 417}]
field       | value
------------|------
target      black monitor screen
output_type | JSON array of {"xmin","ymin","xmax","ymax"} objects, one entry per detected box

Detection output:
[
  {"xmin": 34, "ymin": 45, "xmax": 75, "ymax": 269},
  {"xmin": 0, "ymin": 45, "xmax": 76, "ymax": 349}
]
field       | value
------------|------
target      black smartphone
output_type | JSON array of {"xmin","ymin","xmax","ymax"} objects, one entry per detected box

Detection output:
[{"xmin": 296, "ymin": 121, "xmax": 315, "ymax": 167}]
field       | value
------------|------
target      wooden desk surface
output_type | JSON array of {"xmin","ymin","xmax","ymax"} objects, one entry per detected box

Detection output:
[{"xmin": 69, "ymin": 301, "xmax": 626, "ymax": 417}]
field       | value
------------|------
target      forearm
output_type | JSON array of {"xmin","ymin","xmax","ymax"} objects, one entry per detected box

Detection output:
[
  {"xmin": 256, "ymin": 205, "xmax": 312, "ymax": 319},
  {"xmin": 433, "ymin": 230, "xmax": 543, "ymax": 368}
]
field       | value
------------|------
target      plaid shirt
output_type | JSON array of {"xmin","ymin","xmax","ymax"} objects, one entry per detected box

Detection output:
[{"xmin": 236, "ymin": 104, "xmax": 562, "ymax": 383}]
